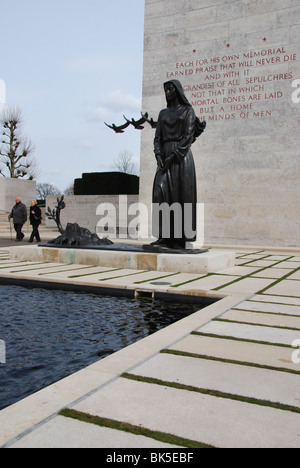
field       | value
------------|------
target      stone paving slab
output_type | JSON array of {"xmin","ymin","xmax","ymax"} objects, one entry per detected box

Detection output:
[
  {"xmin": 198, "ymin": 321, "xmax": 299, "ymax": 346},
  {"xmin": 129, "ymin": 353, "xmax": 300, "ymax": 408},
  {"xmin": 1, "ymin": 263, "xmax": 69, "ymax": 274},
  {"xmin": 213, "ymin": 277, "xmax": 275, "ymax": 294},
  {"xmin": 34, "ymin": 265, "xmax": 111, "ymax": 276},
  {"xmin": 265, "ymin": 280, "xmax": 300, "ymax": 297},
  {"xmin": 273, "ymin": 261, "xmax": 300, "ymax": 269},
  {"xmin": 51, "ymin": 271, "xmax": 135, "ymax": 285},
  {"xmin": 168, "ymin": 335, "xmax": 299, "ymax": 372},
  {"xmin": 265, "ymin": 256, "xmax": 295, "ymax": 261},
  {"xmin": 9, "ymin": 415, "xmax": 178, "ymax": 449},
  {"xmin": 0, "ymin": 261, "xmax": 40, "ymax": 269},
  {"xmin": 96, "ymin": 270, "xmax": 172, "ymax": 286},
  {"xmin": 221, "ymin": 309, "xmax": 300, "ymax": 329},
  {"xmin": 174, "ymin": 274, "xmax": 240, "ymax": 290},
  {"xmin": 72, "ymin": 377, "xmax": 300, "ymax": 448},
  {"xmin": 233, "ymin": 300, "xmax": 300, "ymax": 316},
  {"xmin": 132, "ymin": 272, "xmax": 204, "ymax": 286},
  {"xmin": 252, "ymin": 268, "xmax": 295, "ymax": 279},
  {"xmin": 239, "ymin": 260, "xmax": 280, "ymax": 268},
  {"xmin": 219, "ymin": 266, "xmax": 263, "ymax": 276},
  {"xmin": 237, "ymin": 254, "xmax": 270, "ymax": 259},
  {"xmin": 235, "ymin": 258, "xmax": 254, "ymax": 265},
  {"xmin": 289, "ymin": 270, "xmax": 300, "ymax": 280},
  {"xmin": 252, "ymin": 294, "xmax": 300, "ymax": 306}
]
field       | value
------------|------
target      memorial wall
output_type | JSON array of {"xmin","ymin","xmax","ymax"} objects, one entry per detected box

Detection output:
[{"xmin": 140, "ymin": 0, "xmax": 300, "ymax": 248}]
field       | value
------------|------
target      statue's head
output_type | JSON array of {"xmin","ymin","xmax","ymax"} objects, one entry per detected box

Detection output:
[{"xmin": 163, "ymin": 80, "xmax": 191, "ymax": 107}]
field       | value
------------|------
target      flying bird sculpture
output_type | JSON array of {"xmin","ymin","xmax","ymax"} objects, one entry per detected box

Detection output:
[
  {"xmin": 123, "ymin": 114, "xmax": 146, "ymax": 130},
  {"xmin": 104, "ymin": 121, "xmax": 131, "ymax": 133},
  {"xmin": 104, "ymin": 112, "xmax": 158, "ymax": 134}
]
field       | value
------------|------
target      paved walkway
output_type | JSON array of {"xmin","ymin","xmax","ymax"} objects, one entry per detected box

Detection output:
[{"xmin": 0, "ymin": 245, "xmax": 299, "ymax": 448}]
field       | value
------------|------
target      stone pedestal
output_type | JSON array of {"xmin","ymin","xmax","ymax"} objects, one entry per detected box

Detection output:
[{"xmin": 9, "ymin": 245, "xmax": 235, "ymax": 275}]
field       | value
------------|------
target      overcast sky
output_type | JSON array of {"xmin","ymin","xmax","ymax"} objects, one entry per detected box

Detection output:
[{"xmin": 0, "ymin": 0, "xmax": 145, "ymax": 191}]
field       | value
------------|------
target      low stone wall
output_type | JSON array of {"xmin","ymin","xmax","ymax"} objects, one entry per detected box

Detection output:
[
  {"xmin": 0, "ymin": 179, "xmax": 36, "ymax": 213},
  {"xmin": 45, "ymin": 195, "xmax": 140, "ymax": 239}
]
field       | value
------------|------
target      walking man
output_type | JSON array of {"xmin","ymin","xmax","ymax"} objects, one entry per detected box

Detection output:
[{"xmin": 8, "ymin": 197, "xmax": 28, "ymax": 241}]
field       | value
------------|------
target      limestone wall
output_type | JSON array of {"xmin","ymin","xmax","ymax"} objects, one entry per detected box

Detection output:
[
  {"xmin": 140, "ymin": 0, "xmax": 300, "ymax": 248},
  {"xmin": 0, "ymin": 178, "xmax": 36, "ymax": 214},
  {"xmin": 46, "ymin": 195, "xmax": 139, "ymax": 239}
]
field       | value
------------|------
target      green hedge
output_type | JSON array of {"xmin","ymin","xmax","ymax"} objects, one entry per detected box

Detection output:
[{"xmin": 74, "ymin": 172, "xmax": 139, "ymax": 195}]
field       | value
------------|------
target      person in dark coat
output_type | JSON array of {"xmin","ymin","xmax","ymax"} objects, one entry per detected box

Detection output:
[
  {"xmin": 8, "ymin": 197, "xmax": 28, "ymax": 241},
  {"xmin": 28, "ymin": 199, "xmax": 42, "ymax": 243},
  {"xmin": 152, "ymin": 80, "xmax": 202, "ymax": 249}
]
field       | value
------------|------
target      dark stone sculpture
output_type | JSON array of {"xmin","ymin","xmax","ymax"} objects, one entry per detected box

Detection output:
[
  {"xmin": 104, "ymin": 82, "xmax": 207, "ymax": 253},
  {"xmin": 44, "ymin": 196, "xmax": 113, "ymax": 247},
  {"xmin": 45, "ymin": 196, "xmax": 66, "ymax": 235},
  {"xmin": 47, "ymin": 222, "xmax": 113, "ymax": 247},
  {"xmin": 151, "ymin": 80, "xmax": 206, "ymax": 249}
]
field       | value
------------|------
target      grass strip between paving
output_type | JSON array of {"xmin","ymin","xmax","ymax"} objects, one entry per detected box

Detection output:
[
  {"xmin": 121, "ymin": 373, "xmax": 300, "ymax": 415},
  {"xmin": 59, "ymin": 408, "xmax": 214, "ymax": 448}
]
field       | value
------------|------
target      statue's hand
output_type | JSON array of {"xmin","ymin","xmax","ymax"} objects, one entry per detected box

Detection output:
[
  {"xmin": 156, "ymin": 155, "xmax": 164, "ymax": 170},
  {"xmin": 163, "ymin": 154, "xmax": 175, "ymax": 172}
]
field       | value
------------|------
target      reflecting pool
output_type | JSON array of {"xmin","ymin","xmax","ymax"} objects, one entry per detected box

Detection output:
[{"xmin": 0, "ymin": 284, "xmax": 204, "ymax": 410}]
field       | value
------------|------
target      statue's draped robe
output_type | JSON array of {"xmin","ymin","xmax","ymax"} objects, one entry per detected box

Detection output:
[{"xmin": 153, "ymin": 103, "xmax": 197, "ymax": 244}]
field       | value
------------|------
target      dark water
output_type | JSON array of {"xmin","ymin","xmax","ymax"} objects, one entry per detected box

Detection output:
[{"xmin": 0, "ymin": 284, "xmax": 203, "ymax": 411}]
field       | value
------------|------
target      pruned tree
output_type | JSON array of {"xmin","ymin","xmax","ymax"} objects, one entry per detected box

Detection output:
[
  {"xmin": 113, "ymin": 150, "xmax": 139, "ymax": 175},
  {"xmin": 0, "ymin": 106, "xmax": 38, "ymax": 179}
]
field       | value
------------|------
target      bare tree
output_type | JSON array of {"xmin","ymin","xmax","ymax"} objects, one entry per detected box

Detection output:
[
  {"xmin": 64, "ymin": 182, "xmax": 74, "ymax": 195},
  {"xmin": 113, "ymin": 150, "xmax": 139, "ymax": 175},
  {"xmin": 37, "ymin": 182, "xmax": 60, "ymax": 200},
  {"xmin": 0, "ymin": 106, "xmax": 38, "ymax": 179}
]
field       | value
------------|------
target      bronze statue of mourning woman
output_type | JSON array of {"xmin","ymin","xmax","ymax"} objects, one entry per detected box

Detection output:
[{"xmin": 151, "ymin": 80, "xmax": 206, "ymax": 250}]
